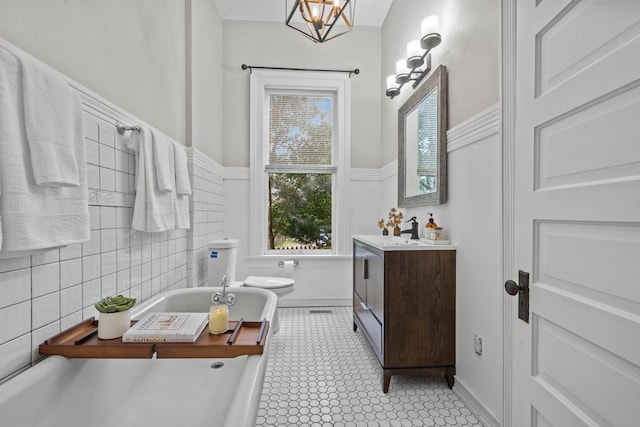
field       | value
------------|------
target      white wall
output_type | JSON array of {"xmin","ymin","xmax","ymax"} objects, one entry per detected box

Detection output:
[
  {"xmin": 0, "ymin": 0, "xmax": 187, "ymax": 144},
  {"xmin": 380, "ymin": 1, "xmax": 502, "ymax": 425},
  {"xmin": 381, "ymin": 0, "xmax": 500, "ymax": 164},
  {"xmin": 447, "ymin": 114, "xmax": 502, "ymax": 426},
  {"xmin": 222, "ymin": 167, "xmax": 386, "ymax": 306},
  {"xmin": 0, "ymin": 1, "xmax": 504, "ymax": 421},
  {"xmin": 0, "ymin": 1, "xmax": 226, "ymax": 383},
  {"xmin": 219, "ymin": 20, "xmax": 385, "ymax": 305},
  {"xmin": 0, "ymin": 75, "xmax": 190, "ymax": 383},
  {"xmin": 187, "ymin": 0, "xmax": 224, "ymax": 162},
  {"xmin": 0, "ymin": 0, "xmax": 225, "ymax": 162},
  {"xmin": 221, "ymin": 21, "xmax": 383, "ymax": 168}
]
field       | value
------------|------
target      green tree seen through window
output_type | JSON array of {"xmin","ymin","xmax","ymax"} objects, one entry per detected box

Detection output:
[
  {"xmin": 267, "ymin": 93, "xmax": 334, "ymax": 250},
  {"xmin": 268, "ymin": 173, "xmax": 332, "ymax": 250}
]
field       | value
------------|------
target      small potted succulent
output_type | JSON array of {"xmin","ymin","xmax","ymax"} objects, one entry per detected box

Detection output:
[{"xmin": 95, "ymin": 295, "xmax": 136, "ymax": 339}]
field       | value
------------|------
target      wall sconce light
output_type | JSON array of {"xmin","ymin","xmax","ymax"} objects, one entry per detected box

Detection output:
[{"xmin": 386, "ymin": 15, "xmax": 442, "ymax": 99}]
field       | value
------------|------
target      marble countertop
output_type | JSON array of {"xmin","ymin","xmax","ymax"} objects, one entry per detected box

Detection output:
[{"xmin": 353, "ymin": 234, "xmax": 456, "ymax": 251}]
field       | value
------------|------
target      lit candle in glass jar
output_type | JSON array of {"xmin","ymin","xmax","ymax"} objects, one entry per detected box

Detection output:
[{"xmin": 209, "ymin": 303, "xmax": 228, "ymax": 334}]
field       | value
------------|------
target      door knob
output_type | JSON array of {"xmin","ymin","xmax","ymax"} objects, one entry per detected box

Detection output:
[
  {"xmin": 504, "ymin": 279, "xmax": 522, "ymax": 295},
  {"xmin": 505, "ymin": 270, "xmax": 530, "ymax": 323}
]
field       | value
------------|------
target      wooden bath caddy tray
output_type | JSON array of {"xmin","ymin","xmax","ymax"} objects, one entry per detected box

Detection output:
[{"xmin": 39, "ymin": 318, "xmax": 269, "ymax": 359}]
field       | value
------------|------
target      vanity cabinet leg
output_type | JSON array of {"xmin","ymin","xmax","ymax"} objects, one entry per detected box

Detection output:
[
  {"xmin": 353, "ymin": 320, "xmax": 358, "ymax": 332},
  {"xmin": 383, "ymin": 370, "xmax": 392, "ymax": 393},
  {"xmin": 444, "ymin": 367, "xmax": 455, "ymax": 389}
]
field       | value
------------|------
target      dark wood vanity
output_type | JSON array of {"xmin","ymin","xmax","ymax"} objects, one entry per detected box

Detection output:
[{"xmin": 352, "ymin": 235, "xmax": 456, "ymax": 392}]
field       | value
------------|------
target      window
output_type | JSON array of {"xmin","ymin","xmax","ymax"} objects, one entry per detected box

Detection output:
[{"xmin": 250, "ymin": 70, "xmax": 351, "ymax": 256}]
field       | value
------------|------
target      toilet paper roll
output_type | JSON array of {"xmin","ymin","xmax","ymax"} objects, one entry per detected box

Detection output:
[{"xmin": 283, "ymin": 260, "xmax": 295, "ymax": 277}]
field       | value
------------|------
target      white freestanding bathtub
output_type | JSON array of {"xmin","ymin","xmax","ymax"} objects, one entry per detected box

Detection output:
[{"xmin": 0, "ymin": 287, "xmax": 277, "ymax": 427}]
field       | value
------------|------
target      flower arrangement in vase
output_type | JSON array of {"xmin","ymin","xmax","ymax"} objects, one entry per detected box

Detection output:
[
  {"xmin": 94, "ymin": 295, "xmax": 136, "ymax": 339},
  {"xmin": 377, "ymin": 219, "xmax": 389, "ymax": 235},
  {"xmin": 388, "ymin": 208, "xmax": 404, "ymax": 236}
]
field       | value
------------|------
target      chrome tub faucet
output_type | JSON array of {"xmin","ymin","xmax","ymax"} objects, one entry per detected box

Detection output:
[{"xmin": 212, "ymin": 275, "xmax": 236, "ymax": 306}]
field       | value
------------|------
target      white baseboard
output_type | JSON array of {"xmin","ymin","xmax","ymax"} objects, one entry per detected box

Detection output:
[
  {"xmin": 454, "ymin": 377, "xmax": 500, "ymax": 427},
  {"xmin": 278, "ymin": 298, "xmax": 352, "ymax": 308}
]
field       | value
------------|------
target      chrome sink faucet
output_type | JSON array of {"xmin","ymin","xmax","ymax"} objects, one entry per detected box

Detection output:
[
  {"xmin": 401, "ymin": 216, "xmax": 420, "ymax": 240},
  {"xmin": 212, "ymin": 275, "xmax": 236, "ymax": 306}
]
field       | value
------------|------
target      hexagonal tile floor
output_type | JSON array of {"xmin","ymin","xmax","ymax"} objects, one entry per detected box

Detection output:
[{"xmin": 257, "ymin": 307, "xmax": 484, "ymax": 427}]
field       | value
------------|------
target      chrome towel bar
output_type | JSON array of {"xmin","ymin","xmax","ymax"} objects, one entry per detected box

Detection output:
[{"xmin": 115, "ymin": 121, "xmax": 140, "ymax": 135}]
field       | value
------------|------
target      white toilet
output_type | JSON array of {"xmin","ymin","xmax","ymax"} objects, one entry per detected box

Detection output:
[{"xmin": 208, "ymin": 239, "xmax": 295, "ymax": 333}]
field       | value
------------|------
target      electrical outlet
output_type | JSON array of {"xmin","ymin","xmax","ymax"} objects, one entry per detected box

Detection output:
[{"xmin": 473, "ymin": 335, "xmax": 482, "ymax": 355}]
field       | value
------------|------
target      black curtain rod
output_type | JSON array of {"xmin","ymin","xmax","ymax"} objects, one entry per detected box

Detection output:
[{"xmin": 241, "ymin": 64, "xmax": 359, "ymax": 77}]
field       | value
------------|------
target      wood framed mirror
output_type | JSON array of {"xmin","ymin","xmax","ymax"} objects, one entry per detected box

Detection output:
[{"xmin": 398, "ymin": 65, "xmax": 447, "ymax": 207}]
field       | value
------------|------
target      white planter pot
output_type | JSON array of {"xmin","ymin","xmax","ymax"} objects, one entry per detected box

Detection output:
[{"xmin": 98, "ymin": 310, "xmax": 131, "ymax": 339}]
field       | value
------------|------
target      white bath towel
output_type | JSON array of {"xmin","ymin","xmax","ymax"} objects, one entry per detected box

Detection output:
[
  {"xmin": 21, "ymin": 55, "xmax": 81, "ymax": 187},
  {"xmin": 0, "ymin": 48, "xmax": 89, "ymax": 256},
  {"xmin": 152, "ymin": 130, "xmax": 174, "ymax": 193},
  {"xmin": 128, "ymin": 127, "xmax": 175, "ymax": 233},
  {"xmin": 173, "ymin": 142, "xmax": 192, "ymax": 195}
]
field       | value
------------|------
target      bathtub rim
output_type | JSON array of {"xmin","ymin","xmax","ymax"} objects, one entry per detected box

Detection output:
[{"xmin": 131, "ymin": 286, "xmax": 277, "ymax": 322}]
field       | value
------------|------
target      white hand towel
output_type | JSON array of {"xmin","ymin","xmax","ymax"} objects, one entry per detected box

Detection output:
[
  {"xmin": 175, "ymin": 194, "xmax": 190, "ymax": 230},
  {"xmin": 152, "ymin": 130, "xmax": 174, "ymax": 193},
  {"xmin": 128, "ymin": 129, "xmax": 147, "ymax": 231},
  {"xmin": 0, "ymin": 171, "xmax": 2, "ymax": 250},
  {"xmin": 172, "ymin": 142, "xmax": 190, "ymax": 229},
  {"xmin": 0, "ymin": 180, "xmax": 2, "ymax": 252},
  {"xmin": 173, "ymin": 142, "xmax": 192, "ymax": 195},
  {"xmin": 0, "ymin": 48, "xmax": 89, "ymax": 256},
  {"xmin": 129, "ymin": 128, "xmax": 175, "ymax": 233},
  {"xmin": 21, "ymin": 55, "xmax": 81, "ymax": 187}
]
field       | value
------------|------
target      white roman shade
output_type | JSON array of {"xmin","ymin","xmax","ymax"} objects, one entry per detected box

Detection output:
[{"xmin": 266, "ymin": 92, "xmax": 336, "ymax": 174}]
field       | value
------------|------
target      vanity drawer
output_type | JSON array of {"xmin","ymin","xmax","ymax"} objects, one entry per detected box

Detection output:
[{"xmin": 354, "ymin": 294, "xmax": 382, "ymax": 359}]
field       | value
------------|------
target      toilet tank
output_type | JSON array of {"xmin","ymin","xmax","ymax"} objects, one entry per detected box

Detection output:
[{"xmin": 208, "ymin": 239, "xmax": 239, "ymax": 286}]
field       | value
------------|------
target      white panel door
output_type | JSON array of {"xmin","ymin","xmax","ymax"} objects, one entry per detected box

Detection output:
[{"xmin": 510, "ymin": 1, "xmax": 640, "ymax": 426}]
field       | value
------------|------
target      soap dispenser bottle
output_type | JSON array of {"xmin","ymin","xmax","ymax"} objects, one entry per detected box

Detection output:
[
  {"xmin": 425, "ymin": 213, "xmax": 438, "ymax": 229},
  {"xmin": 425, "ymin": 213, "xmax": 438, "ymax": 240}
]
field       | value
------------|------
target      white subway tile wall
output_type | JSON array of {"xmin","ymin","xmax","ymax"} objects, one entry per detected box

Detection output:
[
  {"xmin": 186, "ymin": 150, "xmax": 224, "ymax": 288},
  {"xmin": 0, "ymin": 107, "xmax": 223, "ymax": 382}
]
